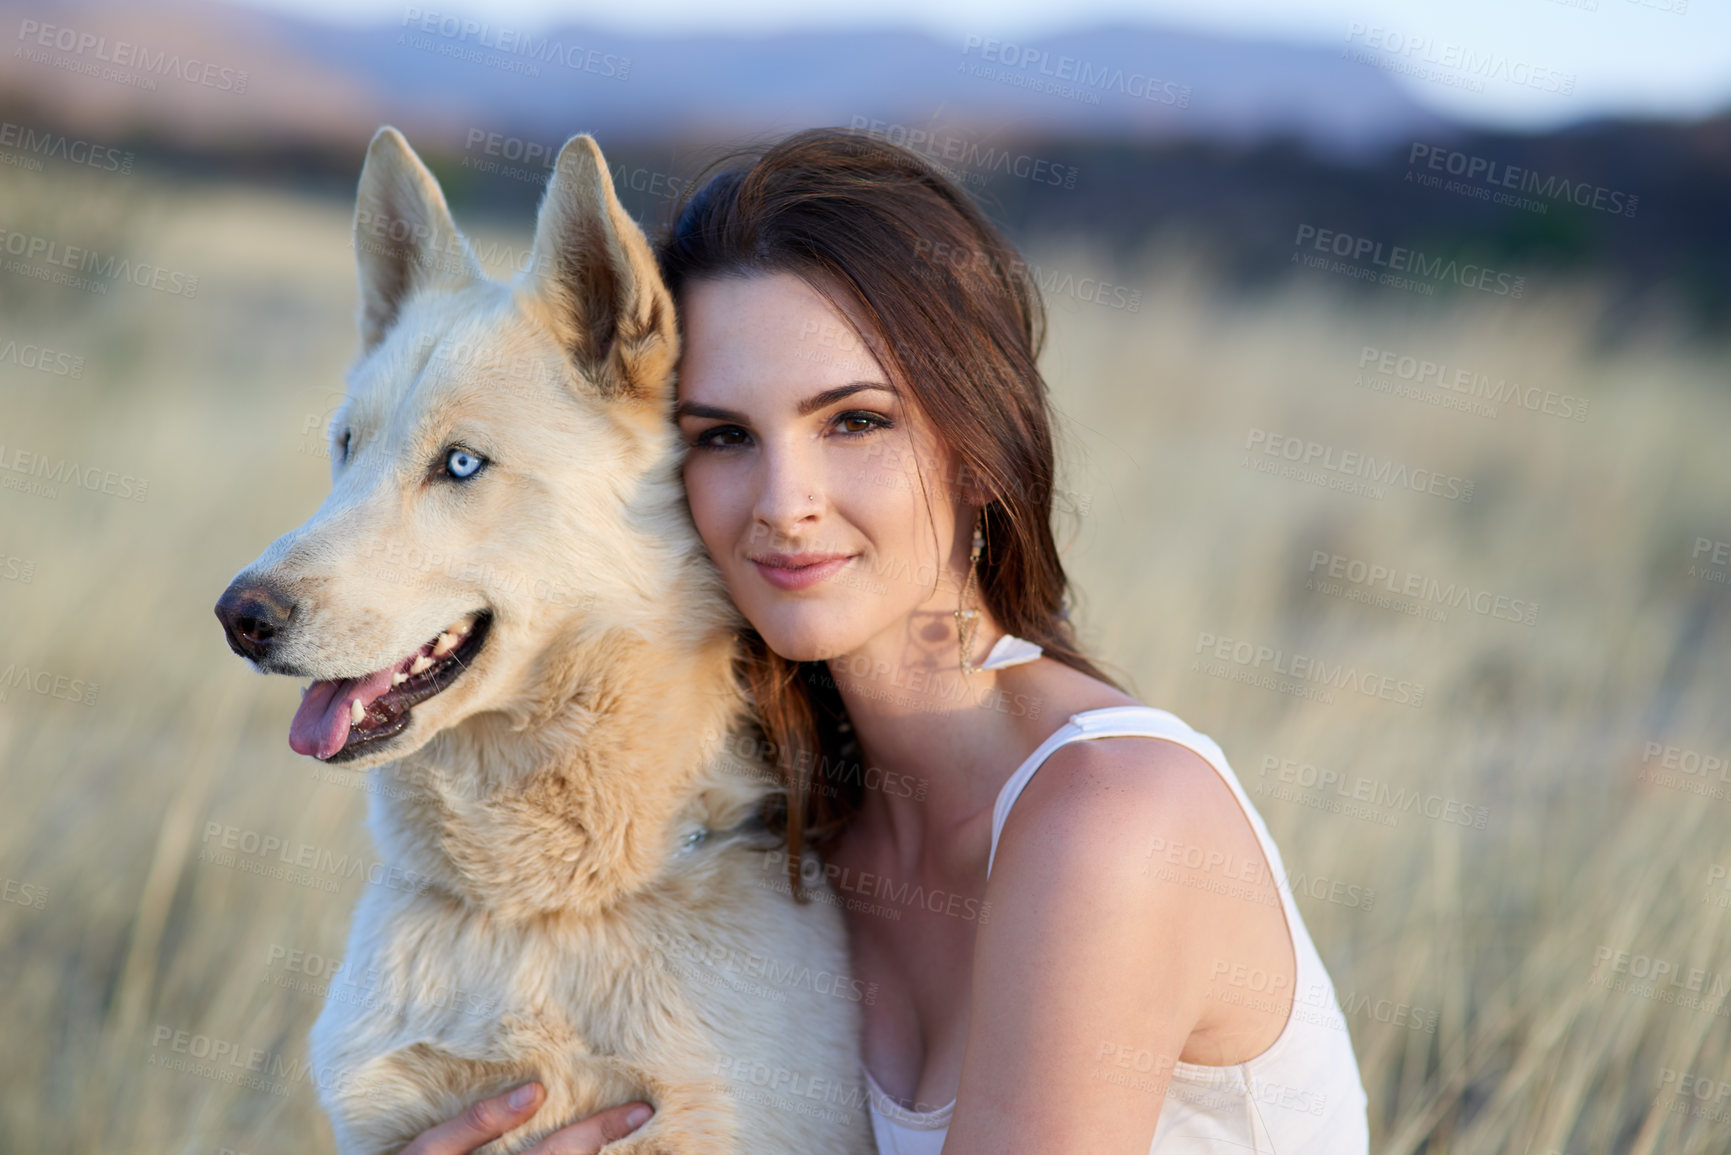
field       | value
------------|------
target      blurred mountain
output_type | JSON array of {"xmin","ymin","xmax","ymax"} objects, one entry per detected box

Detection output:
[
  {"xmin": 4, "ymin": 0, "xmax": 1727, "ymax": 329},
  {"xmin": 1, "ymin": 0, "xmax": 1457, "ymax": 156}
]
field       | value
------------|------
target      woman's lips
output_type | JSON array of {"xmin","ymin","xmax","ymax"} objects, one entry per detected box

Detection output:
[{"xmin": 751, "ymin": 554, "xmax": 855, "ymax": 591}]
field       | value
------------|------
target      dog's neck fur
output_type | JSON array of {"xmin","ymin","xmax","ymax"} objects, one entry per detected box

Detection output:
[{"xmin": 369, "ymin": 565, "xmax": 772, "ymax": 923}]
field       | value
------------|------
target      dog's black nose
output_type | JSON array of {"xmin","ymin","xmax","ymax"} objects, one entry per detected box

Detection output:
[{"xmin": 215, "ymin": 580, "xmax": 295, "ymax": 661}]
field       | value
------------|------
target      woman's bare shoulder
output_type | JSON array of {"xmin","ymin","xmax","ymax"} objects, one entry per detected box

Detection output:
[{"xmin": 1012, "ymin": 726, "xmax": 1237, "ymax": 839}]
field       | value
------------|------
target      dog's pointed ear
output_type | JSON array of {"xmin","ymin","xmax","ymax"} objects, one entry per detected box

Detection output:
[
  {"xmin": 353, "ymin": 126, "xmax": 481, "ymax": 352},
  {"xmin": 524, "ymin": 134, "xmax": 679, "ymax": 407}
]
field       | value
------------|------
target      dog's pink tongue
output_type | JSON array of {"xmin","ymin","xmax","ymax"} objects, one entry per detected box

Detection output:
[{"xmin": 288, "ymin": 667, "xmax": 399, "ymax": 760}]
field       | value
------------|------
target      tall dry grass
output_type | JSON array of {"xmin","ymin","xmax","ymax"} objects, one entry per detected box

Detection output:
[{"xmin": 1, "ymin": 164, "xmax": 1728, "ymax": 1153}]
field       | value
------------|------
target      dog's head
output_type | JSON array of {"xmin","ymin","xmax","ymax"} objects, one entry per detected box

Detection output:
[{"xmin": 215, "ymin": 127, "xmax": 690, "ymax": 768}]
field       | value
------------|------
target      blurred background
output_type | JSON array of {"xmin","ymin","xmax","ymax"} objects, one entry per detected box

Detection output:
[{"xmin": 3, "ymin": 0, "xmax": 1730, "ymax": 1151}]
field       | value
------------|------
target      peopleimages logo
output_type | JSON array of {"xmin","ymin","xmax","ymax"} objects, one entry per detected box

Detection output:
[
  {"xmin": 847, "ymin": 117, "xmax": 1079, "ymax": 189},
  {"xmin": 1294, "ymin": 224, "xmax": 1524, "ymax": 298},
  {"xmin": 1357, "ymin": 346, "xmax": 1590, "ymax": 423},
  {"xmin": 0, "ymin": 228, "xmax": 199, "ymax": 298},
  {"xmin": 1243, "ymin": 428, "xmax": 1474, "ymax": 504},
  {"xmin": 1407, "ymin": 143, "xmax": 1638, "ymax": 219},
  {"xmin": 959, "ymin": 36, "xmax": 1191, "ymax": 107},
  {"xmin": 399, "ymin": 8, "xmax": 630, "ymax": 80},
  {"xmin": 15, "ymin": 19, "xmax": 250, "ymax": 93},
  {"xmin": 1257, "ymin": 754, "xmax": 1490, "ymax": 830},
  {"xmin": 0, "ymin": 121, "xmax": 134, "ymax": 175},
  {"xmin": 0, "ymin": 337, "xmax": 84, "ymax": 378},
  {"xmin": 1343, "ymin": 24, "xmax": 1575, "ymax": 95},
  {"xmin": 1192, "ymin": 630, "xmax": 1427, "ymax": 709},
  {"xmin": 0, "ymin": 441, "xmax": 149, "ymax": 502},
  {"xmin": 0, "ymin": 662, "xmax": 99, "ymax": 707},
  {"xmin": 1307, "ymin": 550, "xmax": 1539, "ymax": 627}
]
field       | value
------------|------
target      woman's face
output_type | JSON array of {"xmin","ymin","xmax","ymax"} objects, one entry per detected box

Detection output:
[{"xmin": 674, "ymin": 271, "xmax": 977, "ymax": 666}]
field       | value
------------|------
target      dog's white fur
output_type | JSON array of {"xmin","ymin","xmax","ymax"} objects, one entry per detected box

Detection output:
[{"xmin": 226, "ymin": 127, "xmax": 874, "ymax": 1154}]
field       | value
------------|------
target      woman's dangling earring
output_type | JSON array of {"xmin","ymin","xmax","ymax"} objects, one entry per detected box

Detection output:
[{"xmin": 955, "ymin": 508, "xmax": 986, "ymax": 675}]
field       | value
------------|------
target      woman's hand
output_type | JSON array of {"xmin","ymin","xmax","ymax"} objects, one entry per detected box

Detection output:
[{"xmin": 400, "ymin": 1082, "xmax": 655, "ymax": 1155}]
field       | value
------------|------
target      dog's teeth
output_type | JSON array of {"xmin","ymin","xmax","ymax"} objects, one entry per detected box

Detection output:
[
  {"xmin": 410, "ymin": 654, "xmax": 434, "ymax": 675},
  {"xmin": 392, "ymin": 671, "xmax": 408, "ymax": 685},
  {"xmin": 350, "ymin": 698, "xmax": 365, "ymax": 725},
  {"xmin": 432, "ymin": 632, "xmax": 458, "ymax": 657},
  {"xmin": 301, "ymin": 683, "xmax": 310, "ymax": 698}
]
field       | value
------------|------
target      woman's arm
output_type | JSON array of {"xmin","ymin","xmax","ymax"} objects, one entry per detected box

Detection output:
[{"xmin": 940, "ymin": 738, "xmax": 1239, "ymax": 1155}]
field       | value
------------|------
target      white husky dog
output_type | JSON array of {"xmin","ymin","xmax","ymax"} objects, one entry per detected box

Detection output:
[{"xmin": 214, "ymin": 126, "xmax": 874, "ymax": 1155}]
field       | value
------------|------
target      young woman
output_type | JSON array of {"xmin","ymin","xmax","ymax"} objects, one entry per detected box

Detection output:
[{"xmin": 405, "ymin": 129, "xmax": 1369, "ymax": 1155}]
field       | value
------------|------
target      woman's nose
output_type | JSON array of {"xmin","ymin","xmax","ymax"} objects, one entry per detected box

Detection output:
[{"xmin": 751, "ymin": 440, "xmax": 824, "ymax": 535}]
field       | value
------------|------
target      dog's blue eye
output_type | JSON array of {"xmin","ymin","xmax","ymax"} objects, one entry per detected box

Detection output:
[{"xmin": 445, "ymin": 447, "xmax": 486, "ymax": 480}]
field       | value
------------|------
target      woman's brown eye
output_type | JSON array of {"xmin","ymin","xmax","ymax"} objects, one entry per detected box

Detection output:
[
  {"xmin": 836, "ymin": 411, "xmax": 891, "ymax": 435},
  {"xmin": 694, "ymin": 425, "xmax": 748, "ymax": 449}
]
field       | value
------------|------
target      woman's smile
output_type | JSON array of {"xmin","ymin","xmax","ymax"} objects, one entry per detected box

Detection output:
[{"xmin": 749, "ymin": 550, "xmax": 859, "ymax": 591}]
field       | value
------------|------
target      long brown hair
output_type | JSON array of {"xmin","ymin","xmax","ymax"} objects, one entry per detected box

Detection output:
[{"xmin": 654, "ymin": 127, "xmax": 1126, "ymax": 900}]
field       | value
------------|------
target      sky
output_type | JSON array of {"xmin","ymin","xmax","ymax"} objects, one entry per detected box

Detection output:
[{"xmin": 230, "ymin": 0, "xmax": 1731, "ymax": 130}]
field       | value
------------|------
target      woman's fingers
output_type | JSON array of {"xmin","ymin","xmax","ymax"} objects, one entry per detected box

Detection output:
[
  {"xmin": 400, "ymin": 1082, "xmax": 546, "ymax": 1155},
  {"xmin": 521, "ymin": 1101, "xmax": 656, "ymax": 1155},
  {"xmin": 394, "ymin": 1083, "xmax": 654, "ymax": 1155}
]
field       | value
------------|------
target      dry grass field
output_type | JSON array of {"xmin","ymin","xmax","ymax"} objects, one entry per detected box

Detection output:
[{"xmin": 2, "ymin": 161, "xmax": 1729, "ymax": 1153}]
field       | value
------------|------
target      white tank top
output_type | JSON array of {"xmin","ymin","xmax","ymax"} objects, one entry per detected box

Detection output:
[{"xmin": 863, "ymin": 705, "xmax": 1370, "ymax": 1154}]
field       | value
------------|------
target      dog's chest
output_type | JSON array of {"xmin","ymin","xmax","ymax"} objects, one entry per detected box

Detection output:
[{"xmin": 322, "ymin": 841, "xmax": 781, "ymax": 1059}]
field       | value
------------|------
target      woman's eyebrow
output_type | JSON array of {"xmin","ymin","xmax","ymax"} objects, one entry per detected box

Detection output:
[
  {"xmin": 673, "ymin": 381, "xmax": 897, "ymax": 423},
  {"xmin": 797, "ymin": 381, "xmax": 897, "ymax": 416},
  {"xmin": 672, "ymin": 399, "xmax": 746, "ymax": 422}
]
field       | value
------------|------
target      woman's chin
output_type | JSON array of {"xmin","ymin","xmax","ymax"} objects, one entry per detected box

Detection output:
[{"xmin": 751, "ymin": 617, "xmax": 869, "ymax": 665}]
